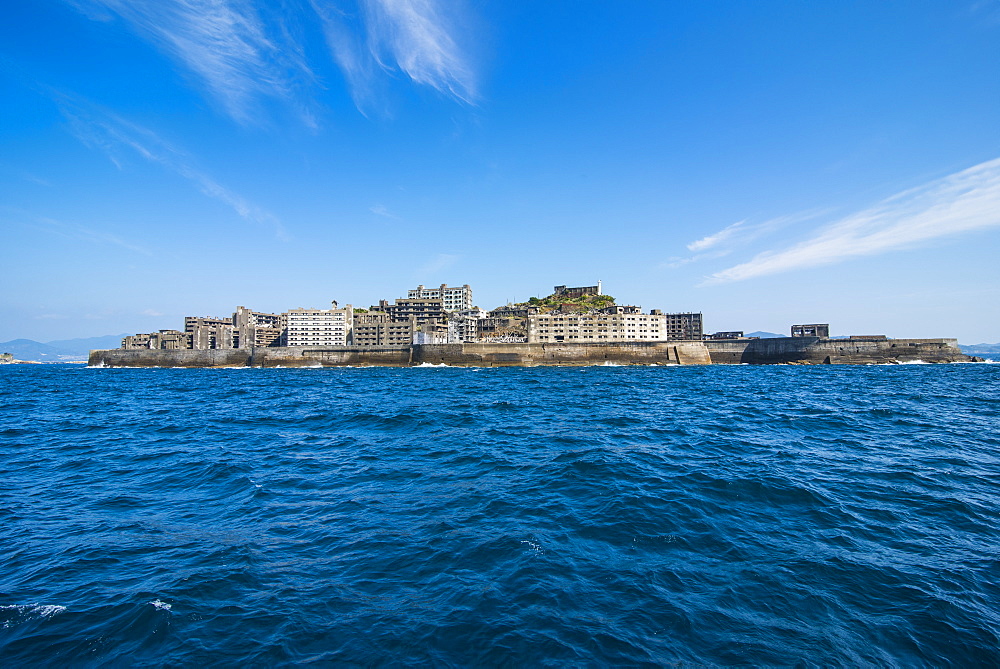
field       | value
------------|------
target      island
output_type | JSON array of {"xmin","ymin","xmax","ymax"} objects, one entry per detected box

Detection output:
[{"xmin": 88, "ymin": 282, "xmax": 974, "ymax": 367}]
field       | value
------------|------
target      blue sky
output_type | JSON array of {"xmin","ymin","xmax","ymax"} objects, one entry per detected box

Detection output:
[{"xmin": 2, "ymin": 0, "xmax": 999, "ymax": 343}]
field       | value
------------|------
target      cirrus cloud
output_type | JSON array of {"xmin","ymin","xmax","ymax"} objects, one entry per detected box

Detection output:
[
  {"xmin": 69, "ymin": 0, "xmax": 477, "ymax": 124},
  {"xmin": 702, "ymin": 158, "xmax": 1000, "ymax": 285}
]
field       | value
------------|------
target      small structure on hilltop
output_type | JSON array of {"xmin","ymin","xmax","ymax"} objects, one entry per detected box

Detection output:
[
  {"xmin": 791, "ymin": 323, "xmax": 830, "ymax": 338},
  {"xmin": 552, "ymin": 280, "xmax": 603, "ymax": 299}
]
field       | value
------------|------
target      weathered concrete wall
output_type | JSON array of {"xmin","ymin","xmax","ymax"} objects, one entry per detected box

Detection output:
[
  {"xmin": 89, "ymin": 346, "xmax": 411, "ymax": 368},
  {"xmin": 252, "ymin": 346, "xmax": 412, "ymax": 367},
  {"xmin": 89, "ymin": 341, "xmax": 712, "ymax": 367},
  {"xmin": 704, "ymin": 337, "xmax": 970, "ymax": 365},
  {"xmin": 809, "ymin": 338, "xmax": 967, "ymax": 364},
  {"xmin": 91, "ymin": 337, "xmax": 967, "ymax": 368},
  {"xmin": 703, "ymin": 340, "xmax": 752, "ymax": 365},
  {"xmin": 413, "ymin": 341, "xmax": 711, "ymax": 366},
  {"xmin": 89, "ymin": 348, "xmax": 251, "ymax": 368}
]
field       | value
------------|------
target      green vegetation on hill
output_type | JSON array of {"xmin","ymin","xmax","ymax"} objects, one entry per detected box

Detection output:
[{"xmin": 517, "ymin": 292, "xmax": 616, "ymax": 314}]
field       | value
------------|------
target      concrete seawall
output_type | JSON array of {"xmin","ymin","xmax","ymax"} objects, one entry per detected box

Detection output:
[
  {"xmin": 89, "ymin": 337, "xmax": 971, "ymax": 368},
  {"xmin": 412, "ymin": 341, "xmax": 711, "ymax": 366},
  {"xmin": 254, "ymin": 346, "xmax": 412, "ymax": 367},
  {"xmin": 704, "ymin": 337, "xmax": 970, "ymax": 364},
  {"xmin": 88, "ymin": 348, "xmax": 253, "ymax": 368},
  {"xmin": 89, "ymin": 341, "xmax": 712, "ymax": 368}
]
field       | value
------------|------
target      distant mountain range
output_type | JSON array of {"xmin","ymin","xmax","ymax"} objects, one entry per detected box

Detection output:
[
  {"xmin": 959, "ymin": 343, "xmax": 1000, "ymax": 356},
  {"xmin": 0, "ymin": 335, "xmax": 127, "ymax": 362},
  {"xmin": 745, "ymin": 331, "xmax": 784, "ymax": 338}
]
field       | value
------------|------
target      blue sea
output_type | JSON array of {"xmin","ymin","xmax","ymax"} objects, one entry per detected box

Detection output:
[{"xmin": 1, "ymin": 363, "xmax": 998, "ymax": 666}]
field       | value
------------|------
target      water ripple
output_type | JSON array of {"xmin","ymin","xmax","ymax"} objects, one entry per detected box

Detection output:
[{"xmin": 1, "ymin": 363, "xmax": 998, "ymax": 665}]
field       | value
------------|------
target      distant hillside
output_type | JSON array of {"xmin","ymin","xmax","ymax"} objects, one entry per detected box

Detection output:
[
  {"xmin": 0, "ymin": 334, "xmax": 127, "ymax": 362},
  {"xmin": 959, "ymin": 343, "xmax": 1000, "ymax": 356},
  {"xmin": 745, "ymin": 331, "xmax": 784, "ymax": 339}
]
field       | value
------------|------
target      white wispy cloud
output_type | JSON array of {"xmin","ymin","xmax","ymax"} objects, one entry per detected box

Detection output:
[
  {"xmin": 15, "ymin": 213, "xmax": 153, "ymax": 255},
  {"xmin": 672, "ymin": 209, "xmax": 831, "ymax": 270},
  {"xmin": 69, "ymin": 0, "xmax": 316, "ymax": 125},
  {"xmin": 417, "ymin": 252, "xmax": 458, "ymax": 276},
  {"xmin": 55, "ymin": 93, "xmax": 287, "ymax": 238},
  {"xmin": 683, "ymin": 209, "xmax": 832, "ymax": 256},
  {"xmin": 70, "ymin": 0, "xmax": 477, "ymax": 123},
  {"xmin": 363, "ymin": 0, "xmax": 476, "ymax": 102},
  {"xmin": 687, "ymin": 221, "xmax": 744, "ymax": 252},
  {"xmin": 704, "ymin": 158, "xmax": 1000, "ymax": 284},
  {"xmin": 369, "ymin": 203, "xmax": 399, "ymax": 218},
  {"xmin": 660, "ymin": 250, "xmax": 730, "ymax": 270},
  {"xmin": 312, "ymin": 0, "xmax": 476, "ymax": 114},
  {"xmin": 22, "ymin": 173, "xmax": 53, "ymax": 187}
]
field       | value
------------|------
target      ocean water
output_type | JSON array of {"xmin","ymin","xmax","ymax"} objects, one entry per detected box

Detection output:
[{"xmin": 1, "ymin": 363, "xmax": 998, "ymax": 666}]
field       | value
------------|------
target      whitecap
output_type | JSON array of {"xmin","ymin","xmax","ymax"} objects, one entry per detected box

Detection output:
[
  {"xmin": 150, "ymin": 600, "xmax": 172, "ymax": 611},
  {"xmin": 520, "ymin": 539, "xmax": 543, "ymax": 553},
  {"xmin": 1, "ymin": 603, "xmax": 67, "ymax": 627},
  {"xmin": 0, "ymin": 604, "xmax": 67, "ymax": 616},
  {"xmin": 35, "ymin": 604, "xmax": 67, "ymax": 617}
]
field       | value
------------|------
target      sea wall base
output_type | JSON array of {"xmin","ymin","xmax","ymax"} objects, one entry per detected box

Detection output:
[
  {"xmin": 89, "ymin": 341, "xmax": 712, "ymax": 368},
  {"xmin": 89, "ymin": 337, "xmax": 972, "ymax": 368},
  {"xmin": 704, "ymin": 337, "xmax": 969, "ymax": 364}
]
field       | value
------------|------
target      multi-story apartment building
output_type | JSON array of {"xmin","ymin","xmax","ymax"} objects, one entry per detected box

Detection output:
[
  {"xmin": 352, "ymin": 312, "xmax": 415, "ymax": 346},
  {"xmin": 413, "ymin": 322, "xmax": 449, "ymax": 344},
  {"xmin": 656, "ymin": 311, "xmax": 703, "ymax": 340},
  {"xmin": 123, "ymin": 329, "xmax": 192, "ymax": 350},
  {"xmin": 447, "ymin": 307, "xmax": 488, "ymax": 343},
  {"xmin": 477, "ymin": 317, "xmax": 527, "ymax": 342},
  {"xmin": 185, "ymin": 316, "xmax": 235, "ymax": 349},
  {"xmin": 122, "ymin": 333, "xmax": 151, "ymax": 349},
  {"xmin": 526, "ymin": 313, "xmax": 666, "ymax": 343},
  {"xmin": 407, "ymin": 284, "xmax": 473, "ymax": 312},
  {"xmin": 234, "ymin": 306, "xmax": 283, "ymax": 348},
  {"xmin": 184, "ymin": 308, "xmax": 283, "ymax": 349},
  {"xmin": 526, "ymin": 311, "xmax": 702, "ymax": 343},
  {"xmin": 371, "ymin": 297, "xmax": 448, "ymax": 326},
  {"xmin": 285, "ymin": 303, "xmax": 353, "ymax": 347}
]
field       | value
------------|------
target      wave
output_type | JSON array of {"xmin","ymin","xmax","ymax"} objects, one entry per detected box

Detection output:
[
  {"xmin": 3, "ymin": 364, "xmax": 998, "ymax": 666},
  {"xmin": 1, "ymin": 604, "xmax": 67, "ymax": 628}
]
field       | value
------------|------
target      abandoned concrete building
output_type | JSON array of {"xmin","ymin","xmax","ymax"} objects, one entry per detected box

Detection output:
[
  {"xmin": 406, "ymin": 284, "xmax": 473, "ymax": 312},
  {"xmin": 552, "ymin": 281, "xmax": 603, "ymax": 299},
  {"xmin": 118, "ymin": 281, "xmax": 715, "ymax": 352},
  {"xmin": 656, "ymin": 311, "xmax": 704, "ymax": 341},
  {"xmin": 352, "ymin": 312, "xmax": 417, "ymax": 347},
  {"xmin": 791, "ymin": 323, "xmax": 831, "ymax": 338},
  {"xmin": 122, "ymin": 329, "xmax": 192, "ymax": 350},
  {"xmin": 285, "ymin": 303, "xmax": 353, "ymax": 347}
]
